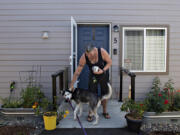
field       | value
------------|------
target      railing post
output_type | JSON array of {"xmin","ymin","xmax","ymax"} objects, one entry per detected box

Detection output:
[
  {"xmin": 63, "ymin": 68, "xmax": 68, "ymax": 89},
  {"xmin": 59, "ymin": 72, "xmax": 63, "ymax": 90},
  {"xmin": 52, "ymin": 75, "xmax": 56, "ymax": 106},
  {"xmin": 51, "ymin": 68, "xmax": 68, "ymax": 110},
  {"xmin": 64, "ymin": 67, "xmax": 68, "ymax": 89},
  {"xmin": 119, "ymin": 67, "xmax": 123, "ymax": 102},
  {"xmin": 131, "ymin": 74, "xmax": 136, "ymax": 101}
]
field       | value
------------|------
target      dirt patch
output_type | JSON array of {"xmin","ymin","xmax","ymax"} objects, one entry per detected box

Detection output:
[
  {"xmin": 126, "ymin": 113, "xmax": 142, "ymax": 120},
  {"xmin": 0, "ymin": 125, "xmax": 35, "ymax": 135},
  {"xmin": 148, "ymin": 132, "xmax": 180, "ymax": 135}
]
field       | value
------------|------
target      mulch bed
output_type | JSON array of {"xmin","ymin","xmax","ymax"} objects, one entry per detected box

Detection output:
[
  {"xmin": 148, "ymin": 132, "xmax": 180, "ymax": 135},
  {"xmin": 0, "ymin": 125, "xmax": 35, "ymax": 135}
]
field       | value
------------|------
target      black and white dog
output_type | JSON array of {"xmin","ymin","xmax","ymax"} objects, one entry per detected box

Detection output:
[{"xmin": 62, "ymin": 83, "xmax": 112, "ymax": 125}]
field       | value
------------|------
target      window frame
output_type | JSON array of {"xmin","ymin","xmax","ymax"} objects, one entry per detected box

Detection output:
[{"xmin": 120, "ymin": 25, "xmax": 169, "ymax": 75}]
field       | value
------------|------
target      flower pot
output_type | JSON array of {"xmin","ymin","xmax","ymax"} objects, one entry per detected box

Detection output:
[
  {"xmin": 43, "ymin": 112, "xmax": 57, "ymax": 130},
  {"xmin": 125, "ymin": 114, "xmax": 142, "ymax": 133}
]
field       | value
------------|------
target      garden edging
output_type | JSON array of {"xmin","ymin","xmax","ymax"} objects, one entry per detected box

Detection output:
[
  {"xmin": 1, "ymin": 108, "xmax": 35, "ymax": 115},
  {"xmin": 141, "ymin": 111, "xmax": 180, "ymax": 133}
]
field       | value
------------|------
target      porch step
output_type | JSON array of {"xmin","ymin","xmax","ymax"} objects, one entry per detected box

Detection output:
[{"xmin": 57, "ymin": 100, "xmax": 127, "ymax": 128}]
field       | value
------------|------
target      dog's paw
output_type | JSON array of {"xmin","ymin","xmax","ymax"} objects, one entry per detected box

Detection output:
[
  {"xmin": 93, "ymin": 121, "xmax": 98, "ymax": 125},
  {"xmin": 74, "ymin": 116, "xmax": 77, "ymax": 120}
]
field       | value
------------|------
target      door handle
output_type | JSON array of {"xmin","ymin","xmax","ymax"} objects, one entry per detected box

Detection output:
[
  {"xmin": 70, "ymin": 53, "xmax": 76, "ymax": 65},
  {"xmin": 69, "ymin": 56, "xmax": 72, "ymax": 65}
]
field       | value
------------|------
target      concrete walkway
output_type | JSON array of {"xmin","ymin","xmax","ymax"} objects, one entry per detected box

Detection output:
[{"xmin": 57, "ymin": 100, "xmax": 127, "ymax": 128}]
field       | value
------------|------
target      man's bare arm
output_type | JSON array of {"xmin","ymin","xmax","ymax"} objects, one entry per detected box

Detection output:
[
  {"xmin": 101, "ymin": 48, "xmax": 112, "ymax": 72},
  {"xmin": 69, "ymin": 54, "xmax": 86, "ymax": 90}
]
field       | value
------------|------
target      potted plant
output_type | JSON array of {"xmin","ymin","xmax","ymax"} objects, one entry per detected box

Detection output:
[
  {"xmin": 32, "ymin": 99, "xmax": 69, "ymax": 131},
  {"xmin": 141, "ymin": 77, "xmax": 180, "ymax": 134},
  {"xmin": 31, "ymin": 97, "xmax": 57, "ymax": 130},
  {"xmin": 121, "ymin": 98, "xmax": 146, "ymax": 133},
  {"xmin": 43, "ymin": 111, "xmax": 57, "ymax": 130},
  {"xmin": 43, "ymin": 110, "xmax": 69, "ymax": 130}
]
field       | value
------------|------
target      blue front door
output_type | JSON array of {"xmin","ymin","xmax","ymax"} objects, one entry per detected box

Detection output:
[{"xmin": 77, "ymin": 25, "xmax": 109, "ymax": 89}]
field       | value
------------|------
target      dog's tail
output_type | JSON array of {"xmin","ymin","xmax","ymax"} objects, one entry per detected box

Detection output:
[{"xmin": 101, "ymin": 83, "xmax": 112, "ymax": 100}]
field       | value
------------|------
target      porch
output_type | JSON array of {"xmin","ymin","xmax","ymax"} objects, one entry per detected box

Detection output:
[
  {"xmin": 56, "ymin": 99, "xmax": 126, "ymax": 128},
  {"xmin": 40, "ymin": 99, "xmax": 139, "ymax": 135}
]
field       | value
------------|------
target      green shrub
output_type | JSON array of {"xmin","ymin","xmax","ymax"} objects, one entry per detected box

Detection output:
[
  {"xmin": 20, "ymin": 86, "xmax": 45, "ymax": 108},
  {"xmin": 173, "ymin": 93, "xmax": 180, "ymax": 111},
  {"xmin": 121, "ymin": 98, "xmax": 146, "ymax": 119},
  {"xmin": 0, "ymin": 85, "xmax": 51, "ymax": 111},
  {"xmin": 0, "ymin": 97, "xmax": 22, "ymax": 108},
  {"xmin": 145, "ymin": 77, "xmax": 169, "ymax": 114},
  {"xmin": 163, "ymin": 79, "xmax": 176, "ymax": 111}
]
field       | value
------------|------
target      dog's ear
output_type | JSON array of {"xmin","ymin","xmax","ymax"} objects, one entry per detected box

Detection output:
[{"xmin": 62, "ymin": 90, "xmax": 65, "ymax": 95}]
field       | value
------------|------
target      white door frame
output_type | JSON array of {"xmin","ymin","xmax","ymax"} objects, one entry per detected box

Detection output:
[{"xmin": 70, "ymin": 17, "xmax": 77, "ymax": 80}]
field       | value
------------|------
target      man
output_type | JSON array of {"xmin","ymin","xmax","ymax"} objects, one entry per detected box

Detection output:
[{"xmin": 69, "ymin": 44, "xmax": 112, "ymax": 122}]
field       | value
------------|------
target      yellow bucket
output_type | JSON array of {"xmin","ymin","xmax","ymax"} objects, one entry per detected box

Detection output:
[{"xmin": 43, "ymin": 112, "xmax": 57, "ymax": 130}]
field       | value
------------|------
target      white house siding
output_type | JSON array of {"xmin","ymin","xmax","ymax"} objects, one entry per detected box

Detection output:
[{"xmin": 0, "ymin": 0, "xmax": 180, "ymax": 101}]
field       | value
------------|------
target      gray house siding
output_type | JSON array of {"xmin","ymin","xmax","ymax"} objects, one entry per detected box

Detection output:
[{"xmin": 0, "ymin": 0, "xmax": 180, "ymax": 101}]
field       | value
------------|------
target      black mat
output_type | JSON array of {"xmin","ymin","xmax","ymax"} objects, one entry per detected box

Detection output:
[{"xmin": 40, "ymin": 128, "xmax": 138, "ymax": 135}]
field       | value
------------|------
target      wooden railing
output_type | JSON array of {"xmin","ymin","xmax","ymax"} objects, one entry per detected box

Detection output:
[
  {"xmin": 119, "ymin": 67, "xmax": 136, "ymax": 101},
  {"xmin": 51, "ymin": 67, "xmax": 68, "ymax": 107}
]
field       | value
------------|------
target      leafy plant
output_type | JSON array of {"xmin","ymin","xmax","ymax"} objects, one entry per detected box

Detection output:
[
  {"xmin": 44, "ymin": 111, "xmax": 57, "ymax": 117},
  {"xmin": 121, "ymin": 98, "xmax": 146, "ymax": 119},
  {"xmin": 32, "ymin": 98, "xmax": 53, "ymax": 115},
  {"xmin": 0, "ymin": 97, "xmax": 22, "ymax": 108},
  {"xmin": 145, "ymin": 77, "xmax": 169, "ymax": 114},
  {"xmin": 163, "ymin": 79, "xmax": 175, "ymax": 111},
  {"xmin": 57, "ymin": 110, "xmax": 69, "ymax": 121},
  {"xmin": 1, "ymin": 85, "xmax": 51, "ymax": 114},
  {"xmin": 173, "ymin": 92, "xmax": 180, "ymax": 111},
  {"xmin": 20, "ymin": 86, "xmax": 45, "ymax": 108}
]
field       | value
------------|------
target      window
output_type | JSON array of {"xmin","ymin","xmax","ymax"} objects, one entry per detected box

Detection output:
[{"xmin": 122, "ymin": 27, "xmax": 167, "ymax": 72}]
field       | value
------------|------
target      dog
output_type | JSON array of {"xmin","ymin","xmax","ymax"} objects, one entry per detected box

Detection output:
[{"xmin": 62, "ymin": 82, "xmax": 112, "ymax": 125}]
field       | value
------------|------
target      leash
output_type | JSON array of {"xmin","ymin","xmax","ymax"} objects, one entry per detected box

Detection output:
[{"xmin": 68, "ymin": 100, "xmax": 88, "ymax": 135}]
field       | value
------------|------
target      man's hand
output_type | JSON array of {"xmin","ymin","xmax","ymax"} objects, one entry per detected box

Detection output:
[
  {"xmin": 93, "ymin": 68, "xmax": 104, "ymax": 75},
  {"xmin": 69, "ymin": 86, "xmax": 74, "ymax": 91}
]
